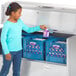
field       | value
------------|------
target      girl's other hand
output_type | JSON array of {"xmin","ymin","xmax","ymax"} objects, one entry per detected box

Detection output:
[
  {"xmin": 40, "ymin": 25, "xmax": 47, "ymax": 30},
  {"xmin": 5, "ymin": 53, "xmax": 11, "ymax": 61}
]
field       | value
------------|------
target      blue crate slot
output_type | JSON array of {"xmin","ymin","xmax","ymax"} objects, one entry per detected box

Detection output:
[
  {"xmin": 45, "ymin": 40, "xmax": 66, "ymax": 64},
  {"xmin": 48, "ymin": 36, "xmax": 66, "ymax": 42},
  {"xmin": 34, "ymin": 34, "xmax": 55, "ymax": 40},
  {"xmin": 23, "ymin": 38, "xmax": 46, "ymax": 61},
  {"xmin": 22, "ymin": 34, "xmax": 38, "ymax": 39}
]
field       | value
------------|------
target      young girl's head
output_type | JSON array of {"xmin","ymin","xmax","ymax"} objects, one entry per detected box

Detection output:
[{"xmin": 5, "ymin": 2, "xmax": 22, "ymax": 20}]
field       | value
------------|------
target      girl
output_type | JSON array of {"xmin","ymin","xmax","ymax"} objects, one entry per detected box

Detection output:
[{"xmin": 0, "ymin": 2, "xmax": 47, "ymax": 76}]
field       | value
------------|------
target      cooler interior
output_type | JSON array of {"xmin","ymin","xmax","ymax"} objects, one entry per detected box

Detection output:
[{"xmin": 22, "ymin": 31, "xmax": 74, "ymax": 64}]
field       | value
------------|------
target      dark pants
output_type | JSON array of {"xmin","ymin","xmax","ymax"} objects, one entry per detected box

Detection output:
[{"xmin": 0, "ymin": 50, "xmax": 22, "ymax": 76}]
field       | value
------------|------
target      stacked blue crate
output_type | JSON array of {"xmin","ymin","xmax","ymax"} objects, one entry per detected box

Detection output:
[
  {"xmin": 22, "ymin": 33, "xmax": 39, "ymax": 57},
  {"xmin": 53, "ymin": 37, "xmax": 66, "ymax": 41},
  {"xmin": 45, "ymin": 37, "xmax": 66, "ymax": 64},
  {"xmin": 22, "ymin": 33, "xmax": 40, "ymax": 41},
  {"xmin": 23, "ymin": 37, "xmax": 46, "ymax": 60}
]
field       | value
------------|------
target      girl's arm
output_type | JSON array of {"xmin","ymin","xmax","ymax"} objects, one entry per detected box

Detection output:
[
  {"xmin": 22, "ymin": 25, "xmax": 42, "ymax": 33},
  {"xmin": 1, "ymin": 24, "xmax": 10, "ymax": 55},
  {"xmin": 19, "ymin": 19, "xmax": 42, "ymax": 33}
]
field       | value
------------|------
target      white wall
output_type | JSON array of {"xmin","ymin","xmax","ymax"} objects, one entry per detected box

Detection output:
[
  {"xmin": 1, "ymin": 0, "xmax": 76, "ymax": 24},
  {"xmin": 0, "ymin": 0, "xmax": 76, "ymax": 28}
]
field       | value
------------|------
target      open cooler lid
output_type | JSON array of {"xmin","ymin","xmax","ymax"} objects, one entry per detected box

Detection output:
[{"xmin": 1, "ymin": 1, "xmax": 76, "ymax": 34}]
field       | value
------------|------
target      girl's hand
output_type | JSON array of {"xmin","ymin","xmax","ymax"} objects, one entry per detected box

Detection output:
[
  {"xmin": 40, "ymin": 25, "xmax": 47, "ymax": 30},
  {"xmin": 5, "ymin": 53, "xmax": 11, "ymax": 61}
]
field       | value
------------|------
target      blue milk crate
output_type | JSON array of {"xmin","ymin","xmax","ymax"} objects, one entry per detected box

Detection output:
[
  {"xmin": 22, "ymin": 33, "xmax": 39, "ymax": 40},
  {"xmin": 23, "ymin": 37, "xmax": 46, "ymax": 61},
  {"xmin": 48, "ymin": 36, "xmax": 66, "ymax": 41},
  {"xmin": 45, "ymin": 38, "xmax": 66, "ymax": 64},
  {"xmin": 53, "ymin": 37, "xmax": 66, "ymax": 41},
  {"xmin": 22, "ymin": 32, "xmax": 32, "ymax": 36},
  {"xmin": 35, "ymin": 34, "xmax": 43, "ymax": 38}
]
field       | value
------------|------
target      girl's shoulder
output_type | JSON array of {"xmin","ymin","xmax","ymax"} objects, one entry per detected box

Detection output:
[
  {"xmin": 3, "ymin": 20, "xmax": 11, "ymax": 28},
  {"xmin": 18, "ymin": 18, "xmax": 24, "ymax": 24},
  {"xmin": 18, "ymin": 18, "xmax": 23, "ymax": 22},
  {"xmin": 3, "ymin": 18, "xmax": 23, "ymax": 27}
]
